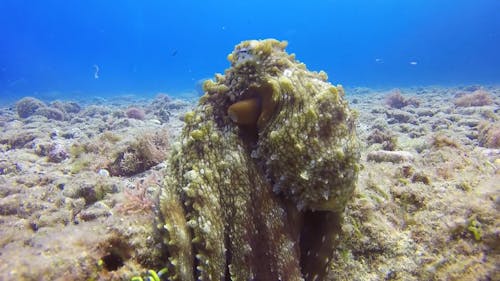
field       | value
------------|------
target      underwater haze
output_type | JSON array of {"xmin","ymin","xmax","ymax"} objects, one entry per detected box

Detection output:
[
  {"xmin": 1, "ymin": 1, "xmax": 500, "ymax": 280},
  {"xmin": 1, "ymin": 0, "xmax": 499, "ymax": 102}
]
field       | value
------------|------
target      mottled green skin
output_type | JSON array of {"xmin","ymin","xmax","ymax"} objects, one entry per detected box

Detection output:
[{"xmin": 158, "ymin": 39, "xmax": 360, "ymax": 280}]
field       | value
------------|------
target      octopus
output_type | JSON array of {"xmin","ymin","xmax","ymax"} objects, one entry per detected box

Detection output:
[{"xmin": 157, "ymin": 39, "xmax": 360, "ymax": 281}]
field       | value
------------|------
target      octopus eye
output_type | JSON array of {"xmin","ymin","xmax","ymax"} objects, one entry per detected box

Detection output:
[
  {"xmin": 227, "ymin": 97, "xmax": 261, "ymax": 125},
  {"xmin": 227, "ymin": 82, "xmax": 277, "ymax": 129}
]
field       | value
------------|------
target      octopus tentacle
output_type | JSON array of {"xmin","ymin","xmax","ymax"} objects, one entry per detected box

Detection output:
[{"xmin": 158, "ymin": 39, "xmax": 360, "ymax": 280}]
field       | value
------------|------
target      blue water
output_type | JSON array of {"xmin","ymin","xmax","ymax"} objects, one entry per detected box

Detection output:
[{"xmin": 1, "ymin": 0, "xmax": 499, "ymax": 103}]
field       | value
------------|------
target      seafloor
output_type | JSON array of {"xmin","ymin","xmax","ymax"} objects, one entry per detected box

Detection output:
[{"xmin": 0, "ymin": 86, "xmax": 498, "ymax": 280}]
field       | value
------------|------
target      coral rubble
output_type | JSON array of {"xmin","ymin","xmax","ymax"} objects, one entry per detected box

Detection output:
[{"xmin": 157, "ymin": 39, "xmax": 360, "ymax": 280}]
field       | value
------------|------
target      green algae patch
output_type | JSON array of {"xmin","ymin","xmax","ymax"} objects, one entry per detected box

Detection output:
[{"xmin": 467, "ymin": 219, "xmax": 482, "ymax": 241}]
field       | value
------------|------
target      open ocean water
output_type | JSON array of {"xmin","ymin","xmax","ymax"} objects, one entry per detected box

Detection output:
[{"xmin": 1, "ymin": 0, "xmax": 499, "ymax": 103}]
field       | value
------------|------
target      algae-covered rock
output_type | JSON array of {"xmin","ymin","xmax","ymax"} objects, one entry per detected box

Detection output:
[
  {"xmin": 157, "ymin": 39, "xmax": 360, "ymax": 280},
  {"xmin": 35, "ymin": 107, "xmax": 66, "ymax": 121},
  {"xmin": 367, "ymin": 150, "xmax": 415, "ymax": 163},
  {"xmin": 108, "ymin": 129, "xmax": 170, "ymax": 176},
  {"xmin": 16, "ymin": 97, "xmax": 46, "ymax": 118}
]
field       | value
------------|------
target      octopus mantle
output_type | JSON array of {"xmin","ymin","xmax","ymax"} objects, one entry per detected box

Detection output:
[{"xmin": 158, "ymin": 39, "xmax": 360, "ymax": 281}]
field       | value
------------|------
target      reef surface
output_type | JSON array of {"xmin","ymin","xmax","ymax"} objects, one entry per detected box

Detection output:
[
  {"xmin": 0, "ymin": 42, "xmax": 498, "ymax": 281},
  {"xmin": 157, "ymin": 39, "xmax": 360, "ymax": 280}
]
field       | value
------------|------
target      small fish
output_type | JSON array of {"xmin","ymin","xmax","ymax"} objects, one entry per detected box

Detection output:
[
  {"xmin": 375, "ymin": 58, "xmax": 384, "ymax": 64},
  {"xmin": 171, "ymin": 50, "xmax": 178, "ymax": 56},
  {"xmin": 409, "ymin": 61, "xmax": 418, "ymax": 65},
  {"xmin": 93, "ymin": 64, "xmax": 99, "ymax": 79}
]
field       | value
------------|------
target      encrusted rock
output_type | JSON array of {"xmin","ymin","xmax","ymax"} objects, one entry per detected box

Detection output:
[
  {"xmin": 34, "ymin": 107, "xmax": 65, "ymax": 121},
  {"xmin": 47, "ymin": 143, "xmax": 69, "ymax": 163},
  {"xmin": 367, "ymin": 150, "xmax": 415, "ymax": 163},
  {"xmin": 16, "ymin": 97, "xmax": 46, "ymax": 118}
]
